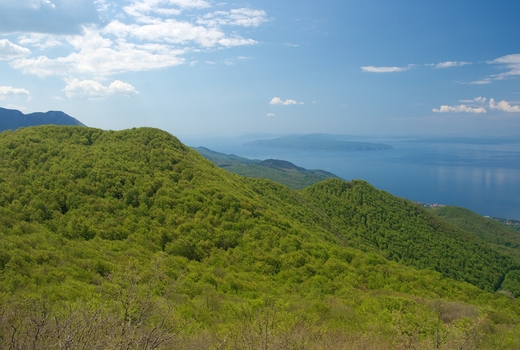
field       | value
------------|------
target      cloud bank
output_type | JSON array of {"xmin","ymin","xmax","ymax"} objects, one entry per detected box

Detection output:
[
  {"xmin": 0, "ymin": 85, "xmax": 31, "ymax": 100},
  {"xmin": 433, "ymin": 97, "xmax": 520, "ymax": 114},
  {"xmin": 0, "ymin": 39, "xmax": 31, "ymax": 60},
  {"xmin": 63, "ymin": 79, "xmax": 139, "ymax": 99},
  {"xmin": 0, "ymin": 0, "xmax": 268, "ymax": 99},
  {"xmin": 489, "ymin": 98, "xmax": 520, "ymax": 113},
  {"xmin": 488, "ymin": 54, "xmax": 520, "ymax": 80},
  {"xmin": 432, "ymin": 105, "xmax": 486, "ymax": 114}
]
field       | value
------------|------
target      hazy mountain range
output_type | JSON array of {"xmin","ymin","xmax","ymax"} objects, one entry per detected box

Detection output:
[
  {"xmin": 245, "ymin": 134, "xmax": 394, "ymax": 151},
  {"xmin": 0, "ymin": 107, "xmax": 85, "ymax": 132}
]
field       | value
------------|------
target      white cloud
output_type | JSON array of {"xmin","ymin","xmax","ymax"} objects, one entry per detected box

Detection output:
[
  {"xmin": 103, "ymin": 19, "xmax": 230, "ymax": 47},
  {"xmin": 4, "ymin": 0, "xmax": 267, "ymax": 97},
  {"xmin": 488, "ymin": 54, "xmax": 520, "ymax": 80},
  {"xmin": 11, "ymin": 28, "xmax": 186, "ymax": 78},
  {"xmin": 266, "ymin": 113, "xmax": 275, "ymax": 117},
  {"xmin": 0, "ymin": 85, "xmax": 31, "ymax": 100},
  {"xmin": 0, "ymin": 39, "xmax": 31, "ymax": 60},
  {"xmin": 197, "ymin": 8, "xmax": 268, "ymax": 27},
  {"xmin": 468, "ymin": 79, "xmax": 491, "ymax": 85},
  {"xmin": 434, "ymin": 97, "xmax": 520, "ymax": 114},
  {"xmin": 361, "ymin": 66, "xmax": 410, "ymax": 73},
  {"xmin": 63, "ymin": 79, "xmax": 139, "ymax": 99},
  {"xmin": 362, "ymin": 61, "xmax": 473, "ymax": 74},
  {"xmin": 269, "ymin": 97, "xmax": 303, "ymax": 105},
  {"xmin": 10, "ymin": 3, "xmax": 262, "ymax": 78},
  {"xmin": 459, "ymin": 96, "xmax": 487, "ymax": 104},
  {"xmin": 436, "ymin": 61, "xmax": 470, "ymax": 68},
  {"xmin": 124, "ymin": 0, "xmax": 210, "ymax": 19},
  {"xmin": 489, "ymin": 98, "xmax": 520, "ymax": 113},
  {"xmin": 432, "ymin": 104, "xmax": 487, "ymax": 114},
  {"xmin": 217, "ymin": 36, "xmax": 257, "ymax": 47},
  {"xmin": 18, "ymin": 33, "xmax": 63, "ymax": 49}
]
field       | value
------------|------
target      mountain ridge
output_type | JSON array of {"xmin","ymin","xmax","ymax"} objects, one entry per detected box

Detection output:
[
  {"xmin": 0, "ymin": 107, "xmax": 85, "ymax": 132},
  {"xmin": 193, "ymin": 146, "xmax": 338, "ymax": 189}
]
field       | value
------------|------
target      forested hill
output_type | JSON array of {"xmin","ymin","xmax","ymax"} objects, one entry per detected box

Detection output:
[
  {"xmin": 300, "ymin": 180, "xmax": 519, "ymax": 293},
  {"xmin": 0, "ymin": 107, "xmax": 85, "ymax": 132},
  {"xmin": 1, "ymin": 126, "xmax": 519, "ymax": 349},
  {"xmin": 193, "ymin": 146, "xmax": 338, "ymax": 189}
]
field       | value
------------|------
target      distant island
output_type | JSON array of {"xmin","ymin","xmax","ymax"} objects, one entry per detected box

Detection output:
[
  {"xmin": 0, "ymin": 107, "xmax": 85, "ymax": 132},
  {"xmin": 193, "ymin": 146, "xmax": 338, "ymax": 189},
  {"xmin": 245, "ymin": 134, "xmax": 393, "ymax": 151}
]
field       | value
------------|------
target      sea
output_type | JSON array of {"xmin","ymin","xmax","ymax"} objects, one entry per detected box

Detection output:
[{"xmin": 183, "ymin": 137, "xmax": 520, "ymax": 221}]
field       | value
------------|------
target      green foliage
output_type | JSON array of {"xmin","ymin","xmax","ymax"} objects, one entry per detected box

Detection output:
[
  {"xmin": 431, "ymin": 205, "xmax": 520, "ymax": 270},
  {"xmin": 501, "ymin": 270, "xmax": 520, "ymax": 298},
  {"xmin": 491, "ymin": 217, "xmax": 520, "ymax": 231},
  {"xmin": 0, "ymin": 126, "xmax": 519, "ymax": 348},
  {"xmin": 300, "ymin": 179, "xmax": 517, "ymax": 292},
  {"xmin": 430, "ymin": 206, "xmax": 520, "ymax": 296},
  {"xmin": 432, "ymin": 206, "xmax": 520, "ymax": 249}
]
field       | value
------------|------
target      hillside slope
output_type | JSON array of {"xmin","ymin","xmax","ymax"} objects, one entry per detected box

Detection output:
[
  {"xmin": 0, "ymin": 126, "xmax": 519, "ymax": 349},
  {"xmin": 431, "ymin": 206, "xmax": 520, "ymax": 296},
  {"xmin": 431, "ymin": 206, "xmax": 520, "ymax": 250},
  {"xmin": 300, "ymin": 180, "xmax": 518, "ymax": 292}
]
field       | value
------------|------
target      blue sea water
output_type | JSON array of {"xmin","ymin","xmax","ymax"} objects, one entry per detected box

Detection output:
[{"xmin": 185, "ymin": 138, "xmax": 520, "ymax": 220}]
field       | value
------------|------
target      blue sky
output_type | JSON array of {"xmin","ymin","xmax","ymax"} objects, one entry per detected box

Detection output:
[{"xmin": 1, "ymin": 0, "xmax": 520, "ymax": 137}]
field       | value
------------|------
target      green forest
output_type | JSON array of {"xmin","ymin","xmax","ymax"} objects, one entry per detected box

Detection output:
[{"xmin": 0, "ymin": 126, "xmax": 519, "ymax": 349}]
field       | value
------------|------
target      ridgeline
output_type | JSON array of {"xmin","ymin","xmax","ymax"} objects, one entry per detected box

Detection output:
[
  {"xmin": 193, "ymin": 146, "xmax": 337, "ymax": 190},
  {"xmin": 0, "ymin": 107, "xmax": 85, "ymax": 132}
]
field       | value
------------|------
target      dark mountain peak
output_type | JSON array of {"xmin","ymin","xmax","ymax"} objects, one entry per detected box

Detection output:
[{"xmin": 0, "ymin": 107, "xmax": 85, "ymax": 132}]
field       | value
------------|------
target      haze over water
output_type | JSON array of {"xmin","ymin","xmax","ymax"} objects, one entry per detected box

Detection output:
[{"xmin": 185, "ymin": 137, "xmax": 520, "ymax": 220}]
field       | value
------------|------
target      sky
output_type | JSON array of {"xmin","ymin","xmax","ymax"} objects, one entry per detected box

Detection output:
[{"xmin": 1, "ymin": 0, "xmax": 520, "ymax": 138}]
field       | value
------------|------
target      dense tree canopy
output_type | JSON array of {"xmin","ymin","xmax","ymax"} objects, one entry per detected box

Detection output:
[{"xmin": 0, "ymin": 126, "xmax": 519, "ymax": 349}]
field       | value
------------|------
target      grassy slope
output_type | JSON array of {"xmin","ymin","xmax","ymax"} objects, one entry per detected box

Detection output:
[{"xmin": 0, "ymin": 126, "xmax": 519, "ymax": 348}]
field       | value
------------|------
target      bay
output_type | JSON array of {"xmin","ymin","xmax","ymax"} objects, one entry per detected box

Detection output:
[{"xmin": 184, "ymin": 137, "xmax": 520, "ymax": 220}]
